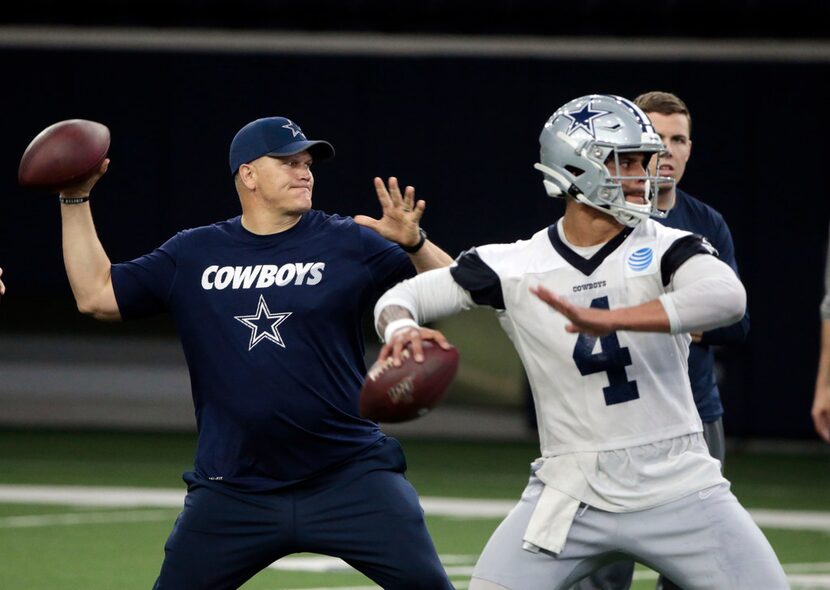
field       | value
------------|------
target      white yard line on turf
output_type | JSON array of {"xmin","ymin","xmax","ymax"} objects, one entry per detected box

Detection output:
[
  {"xmin": 267, "ymin": 555, "xmax": 475, "ymax": 575},
  {"xmin": 787, "ymin": 563, "xmax": 830, "ymax": 573},
  {"xmin": 787, "ymin": 578, "xmax": 830, "ymax": 589},
  {"xmin": 420, "ymin": 497, "xmax": 515, "ymax": 518},
  {"xmin": 0, "ymin": 485, "xmax": 829, "ymax": 532},
  {"xmin": 0, "ymin": 485, "xmax": 184, "ymax": 507},
  {"xmin": 750, "ymin": 509, "xmax": 830, "ymax": 532},
  {"xmin": 0, "ymin": 509, "xmax": 177, "ymax": 528}
]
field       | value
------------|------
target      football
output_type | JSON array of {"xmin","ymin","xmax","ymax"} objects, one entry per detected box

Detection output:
[
  {"xmin": 18, "ymin": 119, "xmax": 110, "ymax": 191},
  {"xmin": 360, "ymin": 341, "xmax": 460, "ymax": 423}
]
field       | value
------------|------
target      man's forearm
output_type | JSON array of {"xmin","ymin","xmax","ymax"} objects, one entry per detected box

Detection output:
[
  {"xmin": 611, "ymin": 299, "xmax": 672, "ymax": 333},
  {"xmin": 661, "ymin": 255, "xmax": 747, "ymax": 334},
  {"xmin": 61, "ymin": 202, "xmax": 119, "ymax": 319},
  {"xmin": 374, "ymin": 267, "xmax": 473, "ymax": 341},
  {"xmin": 376, "ymin": 305, "xmax": 419, "ymax": 343},
  {"xmin": 408, "ymin": 240, "xmax": 454, "ymax": 273}
]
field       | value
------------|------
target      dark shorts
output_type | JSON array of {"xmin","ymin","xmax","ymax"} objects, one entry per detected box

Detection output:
[{"xmin": 152, "ymin": 437, "xmax": 453, "ymax": 590}]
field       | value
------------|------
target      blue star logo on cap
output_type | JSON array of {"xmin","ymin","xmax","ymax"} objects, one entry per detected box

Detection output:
[
  {"xmin": 563, "ymin": 102, "xmax": 611, "ymax": 137},
  {"xmin": 234, "ymin": 295, "xmax": 292, "ymax": 350},
  {"xmin": 282, "ymin": 121, "xmax": 304, "ymax": 138}
]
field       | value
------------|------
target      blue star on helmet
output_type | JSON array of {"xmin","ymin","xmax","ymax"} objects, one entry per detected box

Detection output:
[
  {"xmin": 282, "ymin": 121, "xmax": 304, "ymax": 138},
  {"xmin": 563, "ymin": 102, "xmax": 612, "ymax": 137},
  {"xmin": 234, "ymin": 295, "xmax": 292, "ymax": 351}
]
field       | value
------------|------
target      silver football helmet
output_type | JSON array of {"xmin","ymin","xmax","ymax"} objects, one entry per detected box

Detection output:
[{"xmin": 534, "ymin": 94, "xmax": 673, "ymax": 227}]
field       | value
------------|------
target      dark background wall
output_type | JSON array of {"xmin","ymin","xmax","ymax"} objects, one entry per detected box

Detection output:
[
  {"xmin": 1, "ymin": 6, "xmax": 828, "ymax": 438},
  {"xmin": 5, "ymin": 0, "xmax": 830, "ymax": 38}
]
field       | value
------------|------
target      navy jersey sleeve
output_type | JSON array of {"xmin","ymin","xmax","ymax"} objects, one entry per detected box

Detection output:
[
  {"xmin": 697, "ymin": 214, "xmax": 750, "ymax": 346},
  {"xmin": 357, "ymin": 225, "xmax": 416, "ymax": 294},
  {"xmin": 449, "ymin": 248, "xmax": 505, "ymax": 310},
  {"xmin": 110, "ymin": 233, "xmax": 181, "ymax": 319},
  {"xmin": 710, "ymin": 215, "xmax": 737, "ymax": 274}
]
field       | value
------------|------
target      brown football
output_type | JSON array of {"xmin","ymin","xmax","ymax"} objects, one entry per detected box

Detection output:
[
  {"xmin": 360, "ymin": 341, "xmax": 460, "ymax": 423},
  {"xmin": 18, "ymin": 119, "xmax": 110, "ymax": 191}
]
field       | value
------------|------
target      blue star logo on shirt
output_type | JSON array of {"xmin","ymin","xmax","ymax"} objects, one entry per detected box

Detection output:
[
  {"xmin": 234, "ymin": 295, "xmax": 292, "ymax": 350},
  {"xmin": 563, "ymin": 102, "xmax": 611, "ymax": 137},
  {"xmin": 282, "ymin": 121, "xmax": 304, "ymax": 138}
]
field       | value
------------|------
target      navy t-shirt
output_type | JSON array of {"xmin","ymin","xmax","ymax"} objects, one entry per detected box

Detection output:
[
  {"xmin": 110, "ymin": 210, "xmax": 415, "ymax": 490},
  {"xmin": 656, "ymin": 189, "xmax": 750, "ymax": 422}
]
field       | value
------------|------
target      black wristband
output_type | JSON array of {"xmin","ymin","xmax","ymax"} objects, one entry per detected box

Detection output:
[
  {"xmin": 59, "ymin": 196, "xmax": 90, "ymax": 205},
  {"xmin": 401, "ymin": 227, "xmax": 427, "ymax": 253}
]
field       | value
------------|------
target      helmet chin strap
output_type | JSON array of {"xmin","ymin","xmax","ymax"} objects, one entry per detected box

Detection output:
[
  {"xmin": 576, "ymin": 192, "xmax": 645, "ymax": 227},
  {"xmin": 542, "ymin": 180, "xmax": 563, "ymax": 197},
  {"xmin": 533, "ymin": 163, "xmax": 567, "ymax": 197},
  {"xmin": 607, "ymin": 187, "xmax": 651, "ymax": 227},
  {"xmin": 612, "ymin": 208, "xmax": 647, "ymax": 227}
]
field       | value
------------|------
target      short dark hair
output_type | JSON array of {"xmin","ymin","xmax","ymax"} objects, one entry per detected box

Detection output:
[{"xmin": 634, "ymin": 91, "xmax": 692, "ymax": 137}]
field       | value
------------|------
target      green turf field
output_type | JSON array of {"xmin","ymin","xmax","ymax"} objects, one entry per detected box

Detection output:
[{"xmin": 0, "ymin": 430, "xmax": 828, "ymax": 589}]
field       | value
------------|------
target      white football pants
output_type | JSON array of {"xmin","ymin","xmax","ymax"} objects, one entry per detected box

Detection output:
[{"xmin": 469, "ymin": 476, "xmax": 789, "ymax": 590}]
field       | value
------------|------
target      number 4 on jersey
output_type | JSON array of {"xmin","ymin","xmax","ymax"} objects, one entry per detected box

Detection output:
[{"xmin": 572, "ymin": 296, "xmax": 640, "ymax": 406}]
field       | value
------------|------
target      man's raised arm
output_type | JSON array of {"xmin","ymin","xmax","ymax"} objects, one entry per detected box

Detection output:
[{"xmin": 59, "ymin": 159, "xmax": 120, "ymax": 321}]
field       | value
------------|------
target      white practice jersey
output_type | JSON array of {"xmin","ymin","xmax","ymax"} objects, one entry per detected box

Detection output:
[{"xmin": 451, "ymin": 219, "xmax": 712, "ymax": 458}]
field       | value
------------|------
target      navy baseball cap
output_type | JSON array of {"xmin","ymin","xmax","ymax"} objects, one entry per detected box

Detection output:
[{"xmin": 229, "ymin": 117, "xmax": 335, "ymax": 175}]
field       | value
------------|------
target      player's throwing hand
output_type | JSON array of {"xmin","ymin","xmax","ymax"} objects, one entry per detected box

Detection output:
[
  {"xmin": 60, "ymin": 159, "xmax": 110, "ymax": 199},
  {"xmin": 380, "ymin": 325, "xmax": 453, "ymax": 366}
]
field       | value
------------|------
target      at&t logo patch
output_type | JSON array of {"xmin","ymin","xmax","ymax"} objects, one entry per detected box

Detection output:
[{"xmin": 627, "ymin": 247, "xmax": 654, "ymax": 272}]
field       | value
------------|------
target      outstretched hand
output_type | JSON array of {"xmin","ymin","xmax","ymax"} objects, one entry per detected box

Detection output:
[
  {"xmin": 531, "ymin": 284, "xmax": 617, "ymax": 337},
  {"xmin": 354, "ymin": 177, "xmax": 425, "ymax": 248},
  {"xmin": 60, "ymin": 158, "xmax": 110, "ymax": 198}
]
